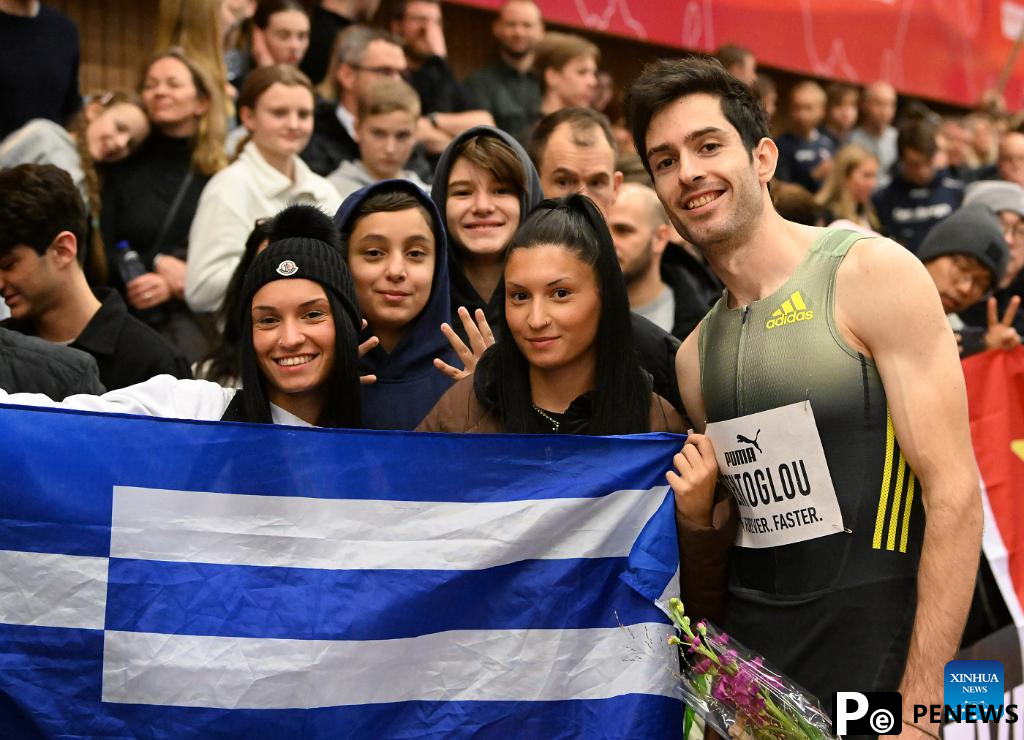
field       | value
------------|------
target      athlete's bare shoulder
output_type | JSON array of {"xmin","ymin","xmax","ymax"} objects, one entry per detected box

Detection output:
[{"xmin": 835, "ymin": 235, "xmax": 948, "ymax": 357}]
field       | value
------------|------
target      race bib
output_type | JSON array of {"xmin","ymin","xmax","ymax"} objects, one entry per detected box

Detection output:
[{"xmin": 704, "ymin": 401, "xmax": 845, "ymax": 548}]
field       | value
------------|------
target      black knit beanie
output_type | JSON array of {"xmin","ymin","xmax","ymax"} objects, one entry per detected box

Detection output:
[
  {"xmin": 917, "ymin": 204, "xmax": 1009, "ymax": 284},
  {"xmin": 240, "ymin": 237, "xmax": 361, "ymax": 332}
]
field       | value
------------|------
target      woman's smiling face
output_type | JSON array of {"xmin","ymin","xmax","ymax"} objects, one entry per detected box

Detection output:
[{"xmin": 251, "ymin": 278, "xmax": 336, "ymax": 406}]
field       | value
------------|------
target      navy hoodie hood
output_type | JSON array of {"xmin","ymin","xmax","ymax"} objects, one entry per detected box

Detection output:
[
  {"xmin": 431, "ymin": 126, "xmax": 543, "ymax": 318},
  {"xmin": 334, "ymin": 179, "xmax": 455, "ymax": 430}
]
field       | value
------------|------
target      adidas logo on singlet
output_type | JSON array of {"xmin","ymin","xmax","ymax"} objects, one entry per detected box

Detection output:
[{"xmin": 765, "ymin": 290, "xmax": 814, "ymax": 329}]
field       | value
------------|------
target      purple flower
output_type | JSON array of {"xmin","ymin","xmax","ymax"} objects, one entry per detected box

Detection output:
[
  {"xmin": 688, "ymin": 635, "xmax": 703, "ymax": 653},
  {"xmin": 711, "ymin": 675, "xmax": 736, "ymax": 703},
  {"xmin": 694, "ymin": 657, "xmax": 714, "ymax": 675}
]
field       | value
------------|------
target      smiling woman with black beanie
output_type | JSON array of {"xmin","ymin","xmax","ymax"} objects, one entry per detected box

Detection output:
[{"xmin": 0, "ymin": 226, "xmax": 364, "ymax": 428}]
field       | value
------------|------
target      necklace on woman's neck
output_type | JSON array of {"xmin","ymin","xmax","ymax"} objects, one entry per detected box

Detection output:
[{"xmin": 531, "ymin": 404, "xmax": 560, "ymax": 432}]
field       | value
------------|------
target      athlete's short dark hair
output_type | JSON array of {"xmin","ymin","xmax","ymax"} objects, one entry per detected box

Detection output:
[
  {"xmin": 0, "ymin": 164, "xmax": 85, "ymax": 259},
  {"xmin": 626, "ymin": 56, "xmax": 770, "ymax": 175}
]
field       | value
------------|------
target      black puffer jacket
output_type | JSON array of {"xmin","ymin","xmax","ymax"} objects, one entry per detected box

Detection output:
[{"xmin": 0, "ymin": 327, "xmax": 105, "ymax": 399}]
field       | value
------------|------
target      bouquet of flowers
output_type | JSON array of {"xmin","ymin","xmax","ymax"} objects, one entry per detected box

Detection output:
[{"xmin": 664, "ymin": 598, "xmax": 836, "ymax": 739}]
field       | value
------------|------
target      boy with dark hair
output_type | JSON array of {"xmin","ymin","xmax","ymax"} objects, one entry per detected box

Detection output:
[
  {"xmin": 334, "ymin": 179, "xmax": 456, "ymax": 429},
  {"xmin": 873, "ymin": 119, "xmax": 964, "ymax": 252},
  {"xmin": 626, "ymin": 55, "xmax": 980, "ymax": 734},
  {"xmin": 0, "ymin": 164, "xmax": 190, "ymax": 390},
  {"xmin": 822, "ymin": 82, "xmax": 858, "ymax": 147}
]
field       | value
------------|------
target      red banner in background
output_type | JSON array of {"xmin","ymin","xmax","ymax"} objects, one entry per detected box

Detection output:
[
  {"xmin": 962, "ymin": 347, "xmax": 1024, "ymax": 633},
  {"xmin": 452, "ymin": 0, "xmax": 1024, "ymax": 109}
]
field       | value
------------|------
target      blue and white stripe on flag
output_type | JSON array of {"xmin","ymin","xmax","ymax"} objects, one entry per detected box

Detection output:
[{"xmin": 0, "ymin": 404, "xmax": 685, "ymax": 739}]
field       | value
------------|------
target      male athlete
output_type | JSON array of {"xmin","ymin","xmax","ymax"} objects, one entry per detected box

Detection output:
[{"xmin": 627, "ymin": 58, "xmax": 980, "ymax": 738}]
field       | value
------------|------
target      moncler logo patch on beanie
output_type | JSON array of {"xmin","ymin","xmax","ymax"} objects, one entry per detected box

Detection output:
[{"xmin": 275, "ymin": 260, "xmax": 298, "ymax": 276}]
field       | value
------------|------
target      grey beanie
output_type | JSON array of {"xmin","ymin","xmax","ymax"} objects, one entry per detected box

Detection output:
[
  {"xmin": 916, "ymin": 204, "xmax": 1009, "ymax": 283},
  {"xmin": 963, "ymin": 180, "xmax": 1024, "ymax": 217}
]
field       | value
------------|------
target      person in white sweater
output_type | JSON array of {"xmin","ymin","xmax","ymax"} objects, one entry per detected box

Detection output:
[
  {"xmin": 185, "ymin": 65, "xmax": 341, "ymax": 314},
  {"xmin": 1, "ymin": 235, "xmax": 366, "ymax": 428}
]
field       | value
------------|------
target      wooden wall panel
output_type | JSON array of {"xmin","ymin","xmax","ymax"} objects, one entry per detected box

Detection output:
[{"xmin": 48, "ymin": 0, "xmax": 156, "ymax": 93}]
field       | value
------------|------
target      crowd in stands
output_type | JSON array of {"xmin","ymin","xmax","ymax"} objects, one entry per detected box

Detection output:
[
  {"xmin": 1, "ymin": 0, "xmax": 1021, "ymax": 408},
  {"xmin": 1, "ymin": 0, "xmax": 1021, "ymax": 714}
]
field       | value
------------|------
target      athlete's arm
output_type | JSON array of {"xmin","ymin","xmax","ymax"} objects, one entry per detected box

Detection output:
[
  {"xmin": 675, "ymin": 325, "xmax": 708, "ymax": 432},
  {"xmin": 836, "ymin": 237, "xmax": 982, "ymax": 735}
]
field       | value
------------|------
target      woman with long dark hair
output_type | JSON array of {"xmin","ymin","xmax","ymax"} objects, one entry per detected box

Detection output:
[
  {"xmin": 430, "ymin": 125, "xmax": 685, "ymax": 414},
  {"xmin": 420, "ymin": 193, "xmax": 733, "ymax": 623},
  {"xmin": 0, "ymin": 232, "xmax": 363, "ymax": 429},
  {"xmin": 194, "ymin": 203, "xmax": 341, "ymax": 387},
  {"xmin": 419, "ymin": 194, "xmax": 677, "ymax": 435}
]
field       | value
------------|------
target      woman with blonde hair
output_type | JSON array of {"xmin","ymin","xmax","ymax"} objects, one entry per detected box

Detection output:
[
  {"xmin": 815, "ymin": 143, "xmax": 881, "ymax": 231},
  {"xmin": 101, "ymin": 48, "xmax": 229, "ymax": 362},
  {"xmin": 0, "ymin": 90, "xmax": 150, "ymax": 283},
  {"xmin": 185, "ymin": 64, "xmax": 341, "ymax": 316},
  {"xmin": 154, "ymin": 0, "xmax": 231, "ymax": 102}
]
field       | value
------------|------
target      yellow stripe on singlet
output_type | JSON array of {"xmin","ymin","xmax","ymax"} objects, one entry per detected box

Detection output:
[
  {"xmin": 873, "ymin": 410, "xmax": 896, "ymax": 549},
  {"xmin": 900, "ymin": 471, "xmax": 916, "ymax": 553},
  {"xmin": 886, "ymin": 455, "xmax": 907, "ymax": 551}
]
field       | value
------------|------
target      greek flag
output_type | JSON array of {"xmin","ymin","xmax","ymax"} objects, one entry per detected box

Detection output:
[{"xmin": 0, "ymin": 404, "xmax": 684, "ymax": 738}]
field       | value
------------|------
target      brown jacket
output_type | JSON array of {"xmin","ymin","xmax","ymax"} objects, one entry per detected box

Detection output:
[
  {"xmin": 416, "ymin": 376, "xmax": 736, "ymax": 624},
  {"xmin": 416, "ymin": 376, "xmax": 685, "ymax": 433}
]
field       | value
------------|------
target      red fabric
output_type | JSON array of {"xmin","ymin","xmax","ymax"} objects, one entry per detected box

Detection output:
[
  {"xmin": 453, "ymin": 0, "xmax": 1024, "ymax": 108},
  {"xmin": 963, "ymin": 347, "xmax": 1024, "ymax": 615}
]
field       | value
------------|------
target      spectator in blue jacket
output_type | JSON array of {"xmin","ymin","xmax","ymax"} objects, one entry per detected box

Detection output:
[
  {"xmin": 774, "ymin": 81, "xmax": 835, "ymax": 194},
  {"xmin": 873, "ymin": 120, "xmax": 963, "ymax": 253}
]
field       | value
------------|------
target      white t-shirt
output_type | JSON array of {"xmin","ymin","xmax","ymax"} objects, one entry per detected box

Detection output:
[{"xmin": 0, "ymin": 374, "xmax": 312, "ymax": 427}]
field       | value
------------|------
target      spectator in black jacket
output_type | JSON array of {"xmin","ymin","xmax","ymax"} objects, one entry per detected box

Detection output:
[
  {"xmin": 389, "ymin": 0, "xmax": 493, "ymax": 157},
  {"xmin": 463, "ymin": 0, "xmax": 544, "ymax": 138},
  {"xmin": 101, "ymin": 49, "xmax": 228, "ymax": 362},
  {"xmin": 0, "ymin": 327, "xmax": 105, "ymax": 398},
  {"xmin": 300, "ymin": 0, "xmax": 378, "ymax": 86},
  {"xmin": 0, "ymin": 1, "xmax": 81, "ymax": 138},
  {"xmin": 609, "ymin": 182, "xmax": 717, "ymax": 340},
  {"xmin": 0, "ymin": 165, "xmax": 190, "ymax": 391}
]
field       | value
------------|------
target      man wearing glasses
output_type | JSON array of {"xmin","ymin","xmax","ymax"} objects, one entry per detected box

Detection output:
[
  {"xmin": 301, "ymin": 26, "xmax": 417, "ymax": 177},
  {"xmin": 918, "ymin": 203, "xmax": 1020, "ymax": 356},
  {"xmin": 957, "ymin": 180, "xmax": 1024, "ymax": 345}
]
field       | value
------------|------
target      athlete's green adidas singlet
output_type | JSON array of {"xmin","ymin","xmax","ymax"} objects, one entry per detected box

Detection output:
[{"xmin": 698, "ymin": 228, "xmax": 924, "ymax": 705}]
